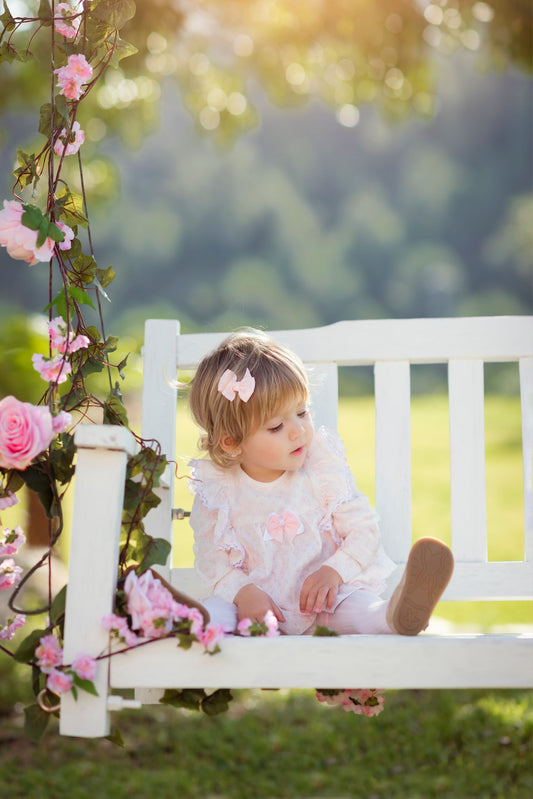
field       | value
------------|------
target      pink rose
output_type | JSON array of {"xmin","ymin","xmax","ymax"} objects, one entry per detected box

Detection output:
[
  {"xmin": 0, "ymin": 396, "xmax": 55, "ymax": 470},
  {"xmin": 47, "ymin": 668, "xmax": 73, "ymax": 694},
  {"xmin": 0, "ymin": 200, "xmax": 54, "ymax": 266}
]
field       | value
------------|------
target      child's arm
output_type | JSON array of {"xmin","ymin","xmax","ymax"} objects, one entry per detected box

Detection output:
[
  {"xmin": 234, "ymin": 583, "xmax": 286, "ymax": 625},
  {"xmin": 299, "ymin": 565, "xmax": 342, "ymax": 615}
]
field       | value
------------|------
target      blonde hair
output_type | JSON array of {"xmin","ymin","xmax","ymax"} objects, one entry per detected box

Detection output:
[{"xmin": 189, "ymin": 329, "xmax": 309, "ymax": 467}]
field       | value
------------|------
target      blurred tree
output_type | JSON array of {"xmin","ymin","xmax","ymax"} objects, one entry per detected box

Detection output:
[{"xmin": 1, "ymin": 0, "xmax": 531, "ymax": 149}]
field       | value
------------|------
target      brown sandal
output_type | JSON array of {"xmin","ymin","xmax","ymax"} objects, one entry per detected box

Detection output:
[{"xmin": 386, "ymin": 537, "xmax": 454, "ymax": 635}]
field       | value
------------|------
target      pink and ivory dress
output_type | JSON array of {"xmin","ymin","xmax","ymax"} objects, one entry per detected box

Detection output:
[{"xmin": 189, "ymin": 427, "xmax": 395, "ymax": 635}]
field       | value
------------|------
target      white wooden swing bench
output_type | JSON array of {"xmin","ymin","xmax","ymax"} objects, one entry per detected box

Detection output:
[{"xmin": 60, "ymin": 316, "xmax": 533, "ymax": 737}]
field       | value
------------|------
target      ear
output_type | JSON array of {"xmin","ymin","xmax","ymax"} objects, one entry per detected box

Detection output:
[{"xmin": 219, "ymin": 434, "xmax": 242, "ymax": 457}]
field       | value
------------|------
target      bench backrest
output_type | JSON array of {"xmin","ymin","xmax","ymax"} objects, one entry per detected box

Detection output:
[{"xmin": 141, "ymin": 316, "xmax": 533, "ymax": 603}]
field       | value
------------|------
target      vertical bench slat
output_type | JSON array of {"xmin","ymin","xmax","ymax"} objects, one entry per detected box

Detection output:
[
  {"xmin": 309, "ymin": 362, "xmax": 338, "ymax": 430},
  {"xmin": 141, "ymin": 319, "xmax": 180, "ymax": 567},
  {"xmin": 520, "ymin": 356, "xmax": 533, "ymax": 562},
  {"xmin": 448, "ymin": 359, "xmax": 487, "ymax": 561},
  {"xmin": 374, "ymin": 361, "xmax": 412, "ymax": 563},
  {"xmin": 61, "ymin": 426, "xmax": 136, "ymax": 737}
]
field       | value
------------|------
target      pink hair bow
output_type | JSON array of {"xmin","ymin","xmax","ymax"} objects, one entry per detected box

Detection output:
[
  {"xmin": 217, "ymin": 368, "xmax": 255, "ymax": 402},
  {"xmin": 264, "ymin": 510, "xmax": 304, "ymax": 544}
]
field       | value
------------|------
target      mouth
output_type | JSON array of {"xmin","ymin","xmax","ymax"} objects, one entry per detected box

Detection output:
[{"xmin": 290, "ymin": 445, "xmax": 305, "ymax": 457}]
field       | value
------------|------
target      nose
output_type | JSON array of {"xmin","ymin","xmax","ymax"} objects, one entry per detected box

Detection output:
[{"xmin": 289, "ymin": 418, "xmax": 304, "ymax": 440}]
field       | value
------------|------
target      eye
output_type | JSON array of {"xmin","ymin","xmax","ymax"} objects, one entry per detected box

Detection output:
[
  {"xmin": 268, "ymin": 422, "xmax": 283, "ymax": 433},
  {"xmin": 297, "ymin": 409, "xmax": 308, "ymax": 419}
]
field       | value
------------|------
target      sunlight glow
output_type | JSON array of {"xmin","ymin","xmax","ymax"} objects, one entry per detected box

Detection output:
[{"xmin": 336, "ymin": 103, "xmax": 359, "ymax": 128}]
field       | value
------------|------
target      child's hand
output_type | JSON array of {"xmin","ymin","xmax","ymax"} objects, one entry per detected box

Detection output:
[
  {"xmin": 299, "ymin": 565, "xmax": 343, "ymax": 615},
  {"xmin": 234, "ymin": 584, "xmax": 286, "ymax": 625}
]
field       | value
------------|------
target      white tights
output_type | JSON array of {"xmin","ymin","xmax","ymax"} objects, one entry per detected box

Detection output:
[{"xmin": 203, "ymin": 589, "xmax": 394, "ymax": 635}]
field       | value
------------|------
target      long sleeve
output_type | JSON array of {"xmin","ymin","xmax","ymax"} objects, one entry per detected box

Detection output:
[
  {"xmin": 323, "ymin": 495, "xmax": 382, "ymax": 583},
  {"xmin": 191, "ymin": 494, "xmax": 252, "ymax": 603}
]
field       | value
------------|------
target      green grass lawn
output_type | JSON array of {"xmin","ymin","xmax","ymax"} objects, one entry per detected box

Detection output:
[{"xmin": 0, "ymin": 394, "xmax": 531, "ymax": 797}]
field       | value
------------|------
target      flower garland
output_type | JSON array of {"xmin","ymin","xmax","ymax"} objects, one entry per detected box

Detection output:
[{"xmin": 0, "ymin": 2, "xmax": 384, "ymax": 739}]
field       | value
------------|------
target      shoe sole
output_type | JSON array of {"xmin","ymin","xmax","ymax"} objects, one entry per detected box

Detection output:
[{"xmin": 388, "ymin": 537, "xmax": 454, "ymax": 635}]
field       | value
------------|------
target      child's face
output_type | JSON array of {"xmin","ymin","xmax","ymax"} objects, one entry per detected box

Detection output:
[{"xmin": 238, "ymin": 397, "xmax": 314, "ymax": 482}]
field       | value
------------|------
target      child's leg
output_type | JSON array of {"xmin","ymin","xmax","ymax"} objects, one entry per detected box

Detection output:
[
  {"xmin": 386, "ymin": 536, "xmax": 454, "ymax": 635},
  {"xmin": 315, "ymin": 590, "xmax": 393, "ymax": 634},
  {"xmin": 202, "ymin": 596, "xmax": 238, "ymax": 633}
]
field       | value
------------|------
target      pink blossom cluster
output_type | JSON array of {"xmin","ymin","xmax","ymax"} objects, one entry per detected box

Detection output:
[
  {"xmin": 32, "ymin": 316, "xmax": 89, "ymax": 386},
  {"xmin": 0, "ymin": 395, "xmax": 71, "ymax": 471},
  {"xmin": 35, "ymin": 633, "xmax": 97, "ymax": 695},
  {"xmin": 54, "ymin": 2, "xmax": 82, "ymax": 40},
  {"xmin": 0, "ymin": 614, "xmax": 26, "ymax": 641},
  {"xmin": 0, "ymin": 526, "xmax": 26, "ymax": 557},
  {"xmin": 54, "ymin": 121, "xmax": 85, "ymax": 157},
  {"xmin": 48, "ymin": 316, "xmax": 90, "ymax": 354},
  {"xmin": 55, "ymin": 54, "xmax": 93, "ymax": 101},
  {"xmin": 0, "ymin": 200, "xmax": 73, "ymax": 266},
  {"xmin": 0, "ymin": 557, "xmax": 22, "ymax": 591},
  {"xmin": 0, "ymin": 491, "xmax": 18, "ymax": 511},
  {"xmin": 315, "ymin": 688, "xmax": 386, "ymax": 717},
  {"xmin": 102, "ymin": 570, "xmax": 225, "ymax": 654},
  {"xmin": 237, "ymin": 609, "xmax": 280, "ymax": 637}
]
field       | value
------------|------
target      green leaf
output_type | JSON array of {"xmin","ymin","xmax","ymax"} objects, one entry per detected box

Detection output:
[
  {"xmin": 13, "ymin": 628, "xmax": 48, "ymax": 663},
  {"xmin": 109, "ymin": 35, "xmax": 138, "ymax": 68},
  {"xmin": 135, "ymin": 536, "xmax": 171, "ymax": 573},
  {"xmin": 71, "ymin": 253, "xmax": 98, "ymax": 284},
  {"xmin": 104, "ymin": 335, "xmax": 119, "ymax": 354},
  {"xmin": 68, "ymin": 284, "xmax": 95, "ymax": 310},
  {"xmin": 0, "ymin": 4, "xmax": 16, "ymax": 32},
  {"xmin": 21, "ymin": 204, "xmax": 44, "ymax": 231},
  {"xmin": 161, "ymin": 688, "xmax": 206, "ymax": 711},
  {"xmin": 95, "ymin": 265, "xmax": 115, "ymax": 288},
  {"xmin": 92, "ymin": 0, "xmax": 136, "ymax": 29},
  {"xmin": 38, "ymin": 0, "xmax": 53, "ymax": 23},
  {"xmin": 56, "ymin": 189, "xmax": 88, "ymax": 228},
  {"xmin": 117, "ymin": 353, "xmax": 129, "ymax": 380},
  {"xmin": 49, "ymin": 433, "xmax": 76, "ymax": 484},
  {"xmin": 0, "ymin": 42, "xmax": 22, "ymax": 63},
  {"xmin": 38, "ymin": 102, "xmax": 68, "ymax": 138},
  {"xmin": 312, "ymin": 625, "xmax": 339, "ymax": 637},
  {"xmin": 106, "ymin": 726, "xmax": 126, "ymax": 747},
  {"xmin": 201, "ymin": 689, "xmax": 233, "ymax": 716},
  {"xmin": 103, "ymin": 392, "xmax": 129, "ymax": 427},
  {"xmin": 19, "ymin": 467, "xmax": 56, "ymax": 519},
  {"xmin": 71, "ymin": 674, "xmax": 99, "ymax": 697},
  {"xmin": 50, "ymin": 585, "xmax": 67, "ymax": 627},
  {"xmin": 24, "ymin": 704, "xmax": 51, "ymax": 742}
]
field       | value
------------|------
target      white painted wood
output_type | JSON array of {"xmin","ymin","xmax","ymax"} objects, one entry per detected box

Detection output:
[
  {"xmin": 177, "ymin": 317, "xmax": 533, "ymax": 369},
  {"xmin": 60, "ymin": 316, "xmax": 533, "ymax": 736},
  {"xmin": 449, "ymin": 360, "xmax": 487, "ymax": 561},
  {"xmin": 308, "ymin": 363, "xmax": 338, "ymax": 430},
  {"xmin": 110, "ymin": 633, "xmax": 533, "ymax": 690},
  {"xmin": 141, "ymin": 319, "xmax": 180, "ymax": 567},
  {"xmin": 374, "ymin": 361, "xmax": 412, "ymax": 562},
  {"xmin": 520, "ymin": 357, "xmax": 533, "ymax": 562},
  {"xmin": 61, "ymin": 426, "xmax": 136, "ymax": 738}
]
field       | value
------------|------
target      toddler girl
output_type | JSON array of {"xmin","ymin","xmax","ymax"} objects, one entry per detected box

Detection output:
[{"xmin": 188, "ymin": 329, "xmax": 453, "ymax": 636}]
